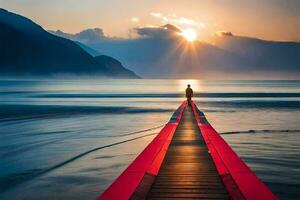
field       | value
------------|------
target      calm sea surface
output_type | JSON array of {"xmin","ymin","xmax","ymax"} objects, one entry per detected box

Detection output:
[{"xmin": 0, "ymin": 79, "xmax": 299, "ymax": 199}]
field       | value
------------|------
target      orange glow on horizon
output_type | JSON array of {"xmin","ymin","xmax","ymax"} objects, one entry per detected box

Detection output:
[{"xmin": 178, "ymin": 79, "xmax": 201, "ymax": 92}]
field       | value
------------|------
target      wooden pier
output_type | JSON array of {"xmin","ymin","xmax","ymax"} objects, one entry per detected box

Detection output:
[
  {"xmin": 147, "ymin": 105, "xmax": 229, "ymax": 199},
  {"xmin": 99, "ymin": 101, "xmax": 277, "ymax": 200}
]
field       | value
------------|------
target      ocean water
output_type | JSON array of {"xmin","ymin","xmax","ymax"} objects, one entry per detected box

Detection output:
[{"xmin": 0, "ymin": 79, "xmax": 299, "ymax": 200}]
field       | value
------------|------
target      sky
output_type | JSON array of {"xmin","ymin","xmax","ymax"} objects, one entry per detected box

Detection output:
[{"xmin": 1, "ymin": 0, "xmax": 300, "ymax": 41}]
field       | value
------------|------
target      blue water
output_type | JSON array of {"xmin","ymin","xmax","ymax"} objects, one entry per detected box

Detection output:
[{"xmin": 0, "ymin": 79, "xmax": 300, "ymax": 199}]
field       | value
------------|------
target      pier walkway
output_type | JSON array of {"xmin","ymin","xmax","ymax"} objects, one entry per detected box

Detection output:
[
  {"xmin": 147, "ymin": 105, "xmax": 229, "ymax": 199},
  {"xmin": 99, "ymin": 101, "xmax": 277, "ymax": 200}
]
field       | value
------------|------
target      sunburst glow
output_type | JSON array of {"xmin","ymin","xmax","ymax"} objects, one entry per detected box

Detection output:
[
  {"xmin": 181, "ymin": 29, "xmax": 198, "ymax": 42},
  {"xmin": 178, "ymin": 79, "xmax": 201, "ymax": 92}
]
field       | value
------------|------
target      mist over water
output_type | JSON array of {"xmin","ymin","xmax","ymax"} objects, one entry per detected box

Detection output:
[{"xmin": 0, "ymin": 79, "xmax": 300, "ymax": 200}]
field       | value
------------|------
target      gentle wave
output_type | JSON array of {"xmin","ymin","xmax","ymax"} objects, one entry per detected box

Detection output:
[
  {"xmin": 0, "ymin": 125, "xmax": 164, "ymax": 159},
  {"xmin": 0, "ymin": 132, "xmax": 157, "ymax": 192},
  {"xmin": 198, "ymin": 100, "xmax": 300, "ymax": 109},
  {"xmin": 34, "ymin": 92, "xmax": 300, "ymax": 98},
  {"xmin": 103, "ymin": 125, "xmax": 164, "ymax": 137},
  {"xmin": 220, "ymin": 129, "xmax": 300, "ymax": 135},
  {"xmin": 1, "ymin": 100, "xmax": 299, "ymax": 122},
  {"xmin": 0, "ymin": 105, "xmax": 173, "ymax": 121}
]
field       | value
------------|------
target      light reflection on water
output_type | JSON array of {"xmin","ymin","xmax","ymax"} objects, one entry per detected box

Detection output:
[{"xmin": 0, "ymin": 79, "xmax": 300, "ymax": 200}]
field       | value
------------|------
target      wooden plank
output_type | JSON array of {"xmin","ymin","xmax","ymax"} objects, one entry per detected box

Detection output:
[
  {"xmin": 148, "ymin": 192, "xmax": 230, "ymax": 198},
  {"xmin": 147, "ymin": 106, "xmax": 229, "ymax": 199},
  {"xmin": 149, "ymin": 188, "xmax": 228, "ymax": 194}
]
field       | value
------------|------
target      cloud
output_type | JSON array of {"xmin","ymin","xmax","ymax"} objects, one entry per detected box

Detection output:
[
  {"xmin": 134, "ymin": 24, "xmax": 182, "ymax": 38},
  {"xmin": 216, "ymin": 31, "xmax": 234, "ymax": 37},
  {"xmin": 150, "ymin": 12, "xmax": 204, "ymax": 28},
  {"xmin": 49, "ymin": 28, "xmax": 105, "ymax": 43},
  {"xmin": 50, "ymin": 24, "xmax": 183, "ymax": 42},
  {"xmin": 131, "ymin": 17, "xmax": 140, "ymax": 23},
  {"xmin": 151, "ymin": 12, "xmax": 163, "ymax": 18}
]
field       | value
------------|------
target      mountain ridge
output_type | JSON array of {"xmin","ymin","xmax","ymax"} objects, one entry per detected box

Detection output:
[
  {"xmin": 0, "ymin": 8, "xmax": 139, "ymax": 78},
  {"xmin": 51, "ymin": 26, "xmax": 300, "ymax": 79}
]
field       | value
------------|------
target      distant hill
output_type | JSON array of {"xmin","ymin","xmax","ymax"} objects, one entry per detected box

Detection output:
[
  {"xmin": 210, "ymin": 33, "xmax": 300, "ymax": 72},
  {"xmin": 94, "ymin": 55, "xmax": 138, "ymax": 78},
  {"xmin": 51, "ymin": 25, "xmax": 300, "ymax": 79},
  {"xmin": 0, "ymin": 9, "xmax": 138, "ymax": 78}
]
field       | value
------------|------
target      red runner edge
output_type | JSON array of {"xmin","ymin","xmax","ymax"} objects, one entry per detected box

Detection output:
[
  {"xmin": 191, "ymin": 101, "xmax": 278, "ymax": 200},
  {"xmin": 98, "ymin": 101, "xmax": 187, "ymax": 200}
]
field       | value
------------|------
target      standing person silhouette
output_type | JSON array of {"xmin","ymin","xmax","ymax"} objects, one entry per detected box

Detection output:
[{"xmin": 185, "ymin": 84, "xmax": 193, "ymax": 106}]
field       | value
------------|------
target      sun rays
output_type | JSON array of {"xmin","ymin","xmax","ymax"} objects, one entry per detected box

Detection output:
[
  {"xmin": 156, "ymin": 30, "xmax": 202, "ymax": 78},
  {"xmin": 180, "ymin": 29, "xmax": 198, "ymax": 42},
  {"xmin": 138, "ymin": 23, "xmax": 202, "ymax": 78}
]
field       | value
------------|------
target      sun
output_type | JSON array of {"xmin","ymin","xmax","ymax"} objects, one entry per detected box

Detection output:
[{"xmin": 181, "ymin": 29, "xmax": 198, "ymax": 42}]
